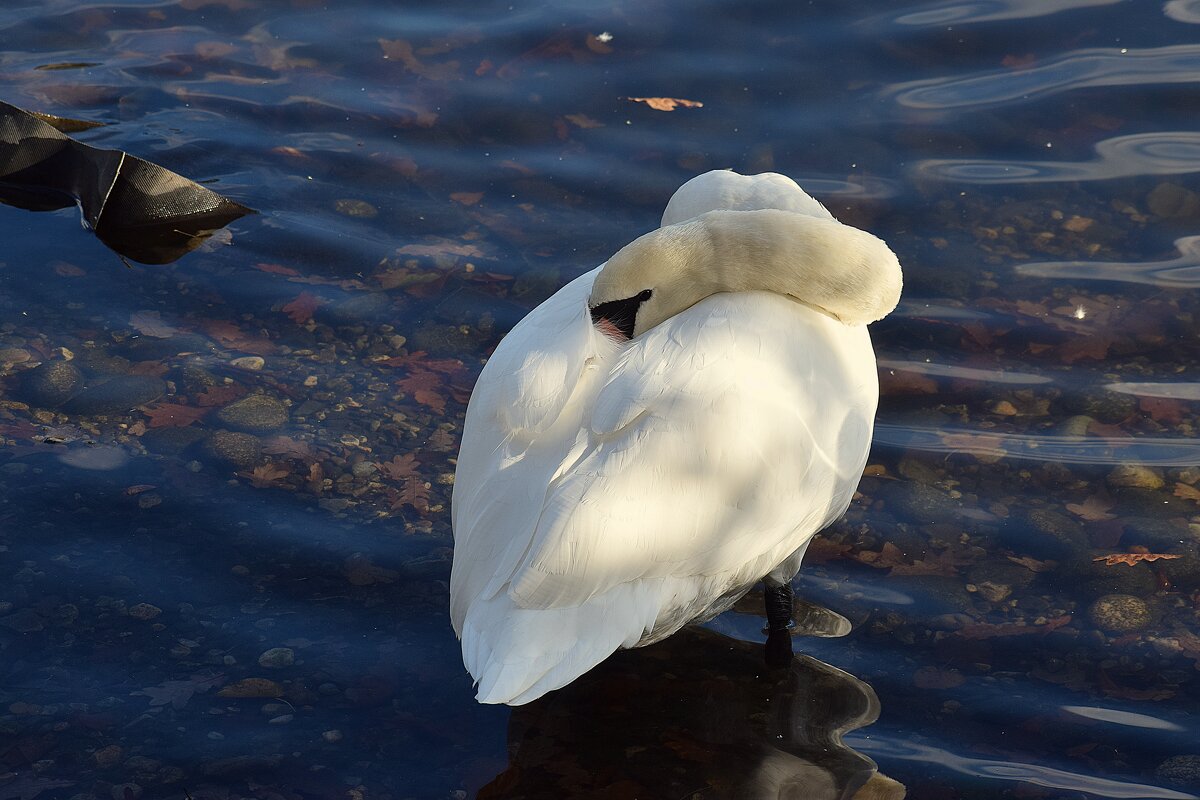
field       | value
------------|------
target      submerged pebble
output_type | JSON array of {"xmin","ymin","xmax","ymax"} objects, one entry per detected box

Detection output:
[
  {"xmin": 20, "ymin": 360, "xmax": 83, "ymax": 408},
  {"xmin": 217, "ymin": 395, "xmax": 289, "ymax": 432},
  {"xmin": 202, "ymin": 430, "xmax": 263, "ymax": 468},
  {"xmin": 1107, "ymin": 465, "xmax": 1165, "ymax": 491},
  {"xmin": 1087, "ymin": 594, "xmax": 1153, "ymax": 633},
  {"xmin": 258, "ymin": 647, "xmax": 295, "ymax": 668},
  {"xmin": 1157, "ymin": 755, "xmax": 1200, "ymax": 789},
  {"xmin": 65, "ymin": 376, "xmax": 164, "ymax": 415}
]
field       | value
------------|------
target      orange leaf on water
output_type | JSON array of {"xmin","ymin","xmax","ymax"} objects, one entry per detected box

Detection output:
[
  {"xmin": 625, "ymin": 96, "xmax": 704, "ymax": 112},
  {"xmin": 1093, "ymin": 553, "xmax": 1182, "ymax": 566}
]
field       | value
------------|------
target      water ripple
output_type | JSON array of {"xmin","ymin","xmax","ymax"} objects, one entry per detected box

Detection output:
[
  {"xmin": 914, "ymin": 132, "xmax": 1200, "ymax": 183},
  {"xmin": 1062, "ymin": 705, "xmax": 1187, "ymax": 731},
  {"xmin": 855, "ymin": 737, "xmax": 1197, "ymax": 799},
  {"xmin": 888, "ymin": 45, "xmax": 1200, "ymax": 110},
  {"xmin": 1105, "ymin": 380, "xmax": 1200, "ymax": 400},
  {"xmin": 892, "ymin": 0, "xmax": 1125, "ymax": 27},
  {"xmin": 878, "ymin": 358, "xmax": 1052, "ymax": 384},
  {"xmin": 874, "ymin": 423, "xmax": 1200, "ymax": 465},
  {"xmin": 1017, "ymin": 236, "xmax": 1200, "ymax": 286},
  {"xmin": 1165, "ymin": 0, "xmax": 1200, "ymax": 23}
]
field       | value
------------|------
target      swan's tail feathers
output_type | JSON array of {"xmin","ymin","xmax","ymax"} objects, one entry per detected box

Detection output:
[{"xmin": 460, "ymin": 583, "xmax": 661, "ymax": 705}]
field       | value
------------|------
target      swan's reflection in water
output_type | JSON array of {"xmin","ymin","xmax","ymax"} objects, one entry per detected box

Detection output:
[{"xmin": 478, "ymin": 628, "xmax": 905, "ymax": 799}]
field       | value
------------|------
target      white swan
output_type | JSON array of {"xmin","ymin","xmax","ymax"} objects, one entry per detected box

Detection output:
[{"xmin": 450, "ymin": 170, "xmax": 902, "ymax": 705}]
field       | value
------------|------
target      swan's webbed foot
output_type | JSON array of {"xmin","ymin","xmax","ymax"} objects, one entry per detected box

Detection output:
[{"xmin": 763, "ymin": 581, "xmax": 795, "ymax": 668}]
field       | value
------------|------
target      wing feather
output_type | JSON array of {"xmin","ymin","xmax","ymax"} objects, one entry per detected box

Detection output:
[{"xmin": 450, "ymin": 267, "xmax": 611, "ymax": 632}]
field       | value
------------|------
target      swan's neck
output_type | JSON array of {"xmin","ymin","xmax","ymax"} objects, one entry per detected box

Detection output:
[{"xmin": 595, "ymin": 209, "xmax": 902, "ymax": 335}]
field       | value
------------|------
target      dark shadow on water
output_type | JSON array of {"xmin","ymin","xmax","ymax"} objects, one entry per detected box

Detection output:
[{"xmin": 478, "ymin": 627, "xmax": 904, "ymax": 800}]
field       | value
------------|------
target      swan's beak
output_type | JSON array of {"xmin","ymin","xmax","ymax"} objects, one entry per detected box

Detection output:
[
  {"xmin": 590, "ymin": 306, "xmax": 632, "ymax": 341},
  {"xmin": 588, "ymin": 290, "xmax": 651, "ymax": 341}
]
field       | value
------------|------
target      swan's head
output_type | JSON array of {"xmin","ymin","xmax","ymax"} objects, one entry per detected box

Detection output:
[
  {"xmin": 589, "ymin": 207, "xmax": 902, "ymax": 340},
  {"xmin": 588, "ymin": 219, "xmax": 711, "ymax": 340}
]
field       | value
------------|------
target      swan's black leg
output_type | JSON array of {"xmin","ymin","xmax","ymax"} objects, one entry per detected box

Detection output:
[{"xmin": 763, "ymin": 581, "xmax": 795, "ymax": 668}]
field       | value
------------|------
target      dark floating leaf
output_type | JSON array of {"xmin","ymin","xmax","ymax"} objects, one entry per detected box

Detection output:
[
  {"xmin": 34, "ymin": 62, "xmax": 101, "ymax": 71},
  {"xmin": 0, "ymin": 100, "xmax": 254, "ymax": 264}
]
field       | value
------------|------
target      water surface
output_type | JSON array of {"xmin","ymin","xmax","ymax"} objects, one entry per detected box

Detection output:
[{"xmin": 3, "ymin": 1, "xmax": 1200, "ymax": 798}]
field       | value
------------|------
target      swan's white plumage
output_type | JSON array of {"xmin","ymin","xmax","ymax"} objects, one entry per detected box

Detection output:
[{"xmin": 450, "ymin": 170, "xmax": 899, "ymax": 705}]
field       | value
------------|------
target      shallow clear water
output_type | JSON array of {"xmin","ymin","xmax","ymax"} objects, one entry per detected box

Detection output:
[{"xmin": 2, "ymin": 1, "xmax": 1200, "ymax": 798}]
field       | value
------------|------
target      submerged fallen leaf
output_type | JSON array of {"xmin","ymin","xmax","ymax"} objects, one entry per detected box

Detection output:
[
  {"xmin": 396, "ymin": 370, "xmax": 446, "ymax": 413},
  {"xmin": 281, "ymin": 291, "xmax": 325, "ymax": 324},
  {"xmin": 450, "ymin": 191, "xmax": 484, "ymax": 206},
  {"xmin": 129, "ymin": 310, "xmax": 181, "ymax": 338},
  {"xmin": 379, "ymin": 454, "xmax": 431, "ymax": 512},
  {"xmin": 241, "ymin": 463, "xmax": 290, "ymax": 488},
  {"xmin": 255, "ymin": 262, "xmax": 301, "ymax": 277},
  {"xmin": 564, "ymin": 113, "xmax": 604, "ymax": 129},
  {"xmin": 1007, "ymin": 555, "xmax": 1055, "ymax": 573},
  {"xmin": 195, "ymin": 385, "xmax": 244, "ymax": 407},
  {"xmin": 344, "ymin": 553, "xmax": 399, "ymax": 586},
  {"xmin": 132, "ymin": 674, "xmax": 223, "ymax": 709},
  {"xmin": 395, "ymin": 240, "xmax": 486, "ymax": 259},
  {"xmin": 198, "ymin": 319, "xmax": 278, "ymax": 355},
  {"xmin": 957, "ymin": 614, "xmax": 1072, "ymax": 640},
  {"xmin": 1093, "ymin": 553, "xmax": 1182, "ymax": 566},
  {"xmin": 143, "ymin": 403, "xmax": 210, "ymax": 428},
  {"xmin": 53, "ymin": 262, "xmax": 86, "ymax": 277},
  {"xmin": 217, "ymin": 678, "xmax": 285, "ymax": 698},
  {"xmin": 913, "ymin": 666, "xmax": 965, "ymax": 689},
  {"xmin": 379, "ymin": 38, "xmax": 461, "ymax": 81},
  {"xmin": 379, "ymin": 453, "xmax": 420, "ymax": 481},
  {"xmin": 263, "ymin": 436, "xmax": 315, "ymax": 460},
  {"xmin": 1065, "ymin": 494, "xmax": 1115, "ymax": 521},
  {"xmin": 307, "ymin": 462, "xmax": 325, "ymax": 495},
  {"xmin": 1175, "ymin": 482, "xmax": 1200, "ymax": 503},
  {"xmin": 625, "ymin": 96, "xmax": 704, "ymax": 112}
]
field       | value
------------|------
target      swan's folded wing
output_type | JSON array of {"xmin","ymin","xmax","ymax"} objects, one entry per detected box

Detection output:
[
  {"xmin": 508, "ymin": 293, "xmax": 878, "ymax": 610},
  {"xmin": 472, "ymin": 269, "xmax": 600, "ymax": 437},
  {"xmin": 451, "ymin": 268, "xmax": 605, "ymax": 632}
]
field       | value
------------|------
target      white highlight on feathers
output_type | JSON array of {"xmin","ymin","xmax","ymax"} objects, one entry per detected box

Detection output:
[{"xmin": 450, "ymin": 170, "xmax": 902, "ymax": 705}]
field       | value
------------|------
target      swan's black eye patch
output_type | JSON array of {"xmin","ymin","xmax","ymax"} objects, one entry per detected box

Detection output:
[{"xmin": 590, "ymin": 289, "xmax": 652, "ymax": 340}]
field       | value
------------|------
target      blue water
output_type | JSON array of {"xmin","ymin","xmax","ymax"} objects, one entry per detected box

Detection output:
[{"xmin": 3, "ymin": 1, "xmax": 1200, "ymax": 798}]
